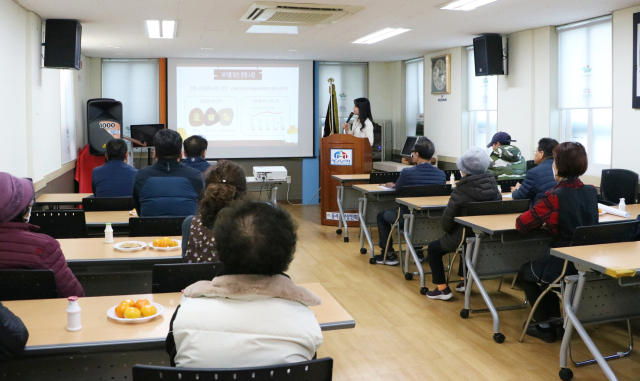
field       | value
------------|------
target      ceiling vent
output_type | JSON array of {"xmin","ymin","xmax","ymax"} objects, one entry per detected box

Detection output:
[{"xmin": 240, "ymin": 2, "xmax": 364, "ymax": 25}]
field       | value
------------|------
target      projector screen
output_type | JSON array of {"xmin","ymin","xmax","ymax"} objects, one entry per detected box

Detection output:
[{"xmin": 168, "ymin": 59, "xmax": 314, "ymax": 159}]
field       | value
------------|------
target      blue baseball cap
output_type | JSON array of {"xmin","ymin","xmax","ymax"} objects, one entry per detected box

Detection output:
[{"xmin": 487, "ymin": 132, "xmax": 516, "ymax": 148}]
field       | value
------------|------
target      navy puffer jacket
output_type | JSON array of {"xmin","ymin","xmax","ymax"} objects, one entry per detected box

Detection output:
[
  {"xmin": 512, "ymin": 159, "xmax": 557, "ymax": 206},
  {"xmin": 395, "ymin": 163, "xmax": 446, "ymax": 192}
]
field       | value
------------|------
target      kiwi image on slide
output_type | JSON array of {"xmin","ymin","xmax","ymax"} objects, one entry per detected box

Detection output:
[
  {"xmin": 219, "ymin": 108, "xmax": 234, "ymax": 126},
  {"xmin": 204, "ymin": 108, "xmax": 220, "ymax": 126},
  {"xmin": 189, "ymin": 108, "xmax": 204, "ymax": 126}
]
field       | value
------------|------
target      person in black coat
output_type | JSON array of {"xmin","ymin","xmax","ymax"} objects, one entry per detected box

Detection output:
[
  {"xmin": 426, "ymin": 147, "xmax": 502, "ymax": 301},
  {"xmin": 0, "ymin": 301, "xmax": 29, "ymax": 361}
]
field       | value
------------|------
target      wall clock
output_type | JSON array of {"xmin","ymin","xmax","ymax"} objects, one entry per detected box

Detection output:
[{"xmin": 431, "ymin": 54, "xmax": 451, "ymax": 94}]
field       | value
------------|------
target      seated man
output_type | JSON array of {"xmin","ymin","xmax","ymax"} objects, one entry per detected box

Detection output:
[
  {"xmin": 182, "ymin": 135, "xmax": 211, "ymax": 173},
  {"xmin": 486, "ymin": 132, "xmax": 526, "ymax": 181},
  {"xmin": 0, "ymin": 302, "xmax": 28, "ymax": 361},
  {"xmin": 375, "ymin": 137, "xmax": 446, "ymax": 265},
  {"xmin": 167, "ymin": 201, "xmax": 323, "ymax": 368},
  {"xmin": 132, "ymin": 129, "xmax": 204, "ymax": 217},
  {"xmin": 512, "ymin": 138, "xmax": 559, "ymax": 206},
  {"xmin": 91, "ymin": 139, "xmax": 138, "ymax": 197}
]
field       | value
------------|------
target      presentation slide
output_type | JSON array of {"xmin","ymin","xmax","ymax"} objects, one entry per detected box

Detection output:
[{"xmin": 168, "ymin": 59, "xmax": 314, "ymax": 159}]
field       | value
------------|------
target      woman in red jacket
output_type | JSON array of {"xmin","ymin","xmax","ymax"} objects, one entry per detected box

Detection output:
[{"xmin": 0, "ymin": 173, "xmax": 84, "ymax": 298}]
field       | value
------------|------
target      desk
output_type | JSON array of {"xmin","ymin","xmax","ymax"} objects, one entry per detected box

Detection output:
[
  {"xmin": 331, "ymin": 174, "xmax": 371, "ymax": 241},
  {"xmin": 85, "ymin": 211, "xmax": 134, "ymax": 226},
  {"xmin": 372, "ymin": 161, "xmax": 411, "ymax": 172},
  {"xmin": 36, "ymin": 193, "xmax": 92, "ymax": 209},
  {"xmin": 246, "ymin": 176, "xmax": 285, "ymax": 205},
  {"xmin": 551, "ymin": 242, "xmax": 640, "ymax": 381},
  {"xmin": 352, "ymin": 184, "xmax": 399, "ymax": 261}
]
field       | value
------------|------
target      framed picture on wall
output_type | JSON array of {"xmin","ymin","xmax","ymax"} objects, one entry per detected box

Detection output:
[
  {"xmin": 431, "ymin": 54, "xmax": 451, "ymax": 94},
  {"xmin": 633, "ymin": 12, "xmax": 640, "ymax": 108}
]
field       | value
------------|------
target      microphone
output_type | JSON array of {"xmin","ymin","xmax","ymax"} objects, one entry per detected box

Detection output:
[{"xmin": 346, "ymin": 112, "xmax": 354, "ymax": 123}]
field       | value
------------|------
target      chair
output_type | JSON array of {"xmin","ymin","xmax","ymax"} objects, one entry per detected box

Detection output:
[
  {"xmin": 29, "ymin": 210, "xmax": 87, "ymax": 238},
  {"xmin": 82, "ymin": 197, "xmax": 134, "ymax": 211},
  {"xmin": 466, "ymin": 199, "xmax": 530, "ymax": 216},
  {"xmin": 369, "ymin": 171, "xmax": 400, "ymax": 184},
  {"xmin": 519, "ymin": 220, "xmax": 640, "ymax": 342},
  {"xmin": 129, "ymin": 217, "xmax": 187, "ymax": 237},
  {"xmin": 152, "ymin": 262, "xmax": 224, "ymax": 293},
  {"xmin": 496, "ymin": 179, "xmax": 521, "ymax": 193},
  {"xmin": 132, "ymin": 358, "xmax": 333, "ymax": 381},
  {"xmin": 400, "ymin": 184, "xmax": 452, "ymax": 198},
  {"xmin": 526, "ymin": 160, "xmax": 537, "ymax": 172},
  {"xmin": 599, "ymin": 169, "xmax": 639, "ymax": 206},
  {"xmin": 0, "ymin": 270, "xmax": 59, "ymax": 300},
  {"xmin": 444, "ymin": 169, "xmax": 462, "ymax": 181}
]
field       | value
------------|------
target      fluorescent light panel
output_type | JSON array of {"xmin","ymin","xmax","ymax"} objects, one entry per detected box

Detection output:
[
  {"xmin": 440, "ymin": 0, "xmax": 499, "ymax": 11},
  {"xmin": 246, "ymin": 25, "xmax": 298, "ymax": 34},
  {"xmin": 352, "ymin": 28, "xmax": 411, "ymax": 44},
  {"xmin": 145, "ymin": 20, "xmax": 177, "ymax": 39}
]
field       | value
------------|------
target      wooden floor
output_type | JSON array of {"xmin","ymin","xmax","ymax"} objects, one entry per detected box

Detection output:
[{"xmin": 283, "ymin": 204, "xmax": 640, "ymax": 381}]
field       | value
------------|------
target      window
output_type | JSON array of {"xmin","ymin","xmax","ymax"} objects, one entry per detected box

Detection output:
[
  {"xmin": 467, "ymin": 48, "xmax": 498, "ymax": 148},
  {"xmin": 405, "ymin": 58, "xmax": 424, "ymax": 136},
  {"xmin": 558, "ymin": 17, "xmax": 612, "ymax": 176}
]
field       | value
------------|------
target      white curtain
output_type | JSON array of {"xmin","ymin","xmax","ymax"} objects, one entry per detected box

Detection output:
[
  {"xmin": 405, "ymin": 59, "xmax": 424, "ymax": 135},
  {"xmin": 468, "ymin": 49, "xmax": 497, "ymax": 111},
  {"xmin": 60, "ymin": 70, "xmax": 77, "ymax": 164}
]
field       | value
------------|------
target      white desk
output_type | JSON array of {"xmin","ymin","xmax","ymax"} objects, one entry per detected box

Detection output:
[
  {"xmin": 372, "ymin": 161, "xmax": 412, "ymax": 172},
  {"xmin": 331, "ymin": 174, "xmax": 370, "ymax": 242}
]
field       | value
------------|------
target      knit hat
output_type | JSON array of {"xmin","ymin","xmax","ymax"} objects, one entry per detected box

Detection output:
[
  {"xmin": 457, "ymin": 147, "xmax": 491, "ymax": 175},
  {"xmin": 0, "ymin": 173, "xmax": 34, "ymax": 222}
]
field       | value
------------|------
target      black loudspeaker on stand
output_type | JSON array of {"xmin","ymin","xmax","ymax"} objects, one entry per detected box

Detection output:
[
  {"xmin": 473, "ymin": 34, "xmax": 507, "ymax": 76},
  {"xmin": 87, "ymin": 98, "xmax": 123, "ymax": 156},
  {"xmin": 44, "ymin": 19, "xmax": 82, "ymax": 70}
]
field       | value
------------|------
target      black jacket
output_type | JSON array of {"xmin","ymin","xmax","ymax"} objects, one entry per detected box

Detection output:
[
  {"xmin": 439, "ymin": 174, "xmax": 503, "ymax": 251},
  {"xmin": 0, "ymin": 301, "xmax": 28, "ymax": 361}
]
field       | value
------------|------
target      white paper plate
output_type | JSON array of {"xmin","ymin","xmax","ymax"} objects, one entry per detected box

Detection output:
[
  {"xmin": 148, "ymin": 240, "xmax": 181, "ymax": 251},
  {"xmin": 107, "ymin": 302, "xmax": 164, "ymax": 323},
  {"xmin": 113, "ymin": 241, "xmax": 147, "ymax": 252},
  {"xmin": 599, "ymin": 212, "xmax": 606, "ymax": 216}
]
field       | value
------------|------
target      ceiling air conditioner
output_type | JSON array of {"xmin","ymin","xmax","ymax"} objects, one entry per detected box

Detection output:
[{"xmin": 240, "ymin": 2, "xmax": 363, "ymax": 25}]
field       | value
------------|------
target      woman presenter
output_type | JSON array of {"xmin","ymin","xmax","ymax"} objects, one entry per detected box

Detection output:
[{"xmin": 341, "ymin": 97, "xmax": 374, "ymax": 146}]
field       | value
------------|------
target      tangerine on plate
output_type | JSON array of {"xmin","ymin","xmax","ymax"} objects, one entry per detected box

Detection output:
[
  {"xmin": 124, "ymin": 307, "xmax": 141, "ymax": 319},
  {"xmin": 141, "ymin": 304, "xmax": 157, "ymax": 317},
  {"xmin": 153, "ymin": 239, "xmax": 162, "ymax": 247},
  {"xmin": 168, "ymin": 240, "xmax": 179, "ymax": 247},
  {"xmin": 115, "ymin": 302, "xmax": 129, "ymax": 318},
  {"xmin": 135, "ymin": 299, "xmax": 150, "ymax": 310},
  {"xmin": 121, "ymin": 299, "xmax": 135, "ymax": 308}
]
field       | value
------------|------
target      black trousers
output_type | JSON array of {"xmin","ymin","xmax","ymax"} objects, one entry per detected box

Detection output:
[
  {"xmin": 518, "ymin": 260, "xmax": 562, "ymax": 323},
  {"xmin": 427, "ymin": 239, "xmax": 464, "ymax": 285}
]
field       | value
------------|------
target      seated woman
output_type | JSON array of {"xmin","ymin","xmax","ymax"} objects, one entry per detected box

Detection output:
[
  {"xmin": 0, "ymin": 173, "xmax": 85, "ymax": 298},
  {"xmin": 516, "ymin": 142, "xmax": 598, "ymax": 343},
  {"xmin": 181, "ymin": 160, "xmax": 246, "ymax": 263},
  {"xmin": 167, "ymin": 201, "xmax": 323, "ymax": 368},
  {"xmin": 426, "ymin": 147, "xmax": 502, "ymax": 300}
]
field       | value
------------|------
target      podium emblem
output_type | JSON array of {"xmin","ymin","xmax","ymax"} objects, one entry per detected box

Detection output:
[{"xmin": 330, "ymin": 149, "xmax": 353, "ymax": 166}]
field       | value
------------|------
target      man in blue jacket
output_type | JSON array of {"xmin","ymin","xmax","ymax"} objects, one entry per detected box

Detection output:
[
  {"xmin": 91, "ymin": 139, "xmax": 138, "ymax": 197},
  {"xmin": 182, "ymin": 135, "xmax": 211, "ymax": 173},
  {"xmin": 511, "ymin": 138, "xmax": 559, "ymax": 206},
  {"xmin": 132, "ymin": 129, "xmax": 204, "ymax": 217},
  {"xmin": 375, "ymin": 137, "xmax": 446, "ymax": 265}
]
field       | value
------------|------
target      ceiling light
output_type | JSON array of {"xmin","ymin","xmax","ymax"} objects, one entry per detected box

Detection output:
[
  {"xmin": 246, "ymin": 25, "xmax": 298, "ymax": 34},
  {"xmin": 440, "ymin": 0, "xmax": 499, "ymax": 11},
  {"xmin": 109, "ymin": 46, "xmax": 120, "ymax": 49},
  {"xmin": 289, "ymin": 49, "xmax": 297, "ymax": 52},
  {"xmin": 352, "ymin": 28, "xmax": 411, "ymax": 44},
  {"xmin": 145, "ymin": 20, "xmax": 177, "ymax": 39},
  {"xmin": 201, "ymin": 47, "xmax": 213, "ymax": 50}
]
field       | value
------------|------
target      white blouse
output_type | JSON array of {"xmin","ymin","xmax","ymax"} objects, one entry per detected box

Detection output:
[{"xmin": 346, "ymin": 118, "xmax": 374, "ymax": 146}]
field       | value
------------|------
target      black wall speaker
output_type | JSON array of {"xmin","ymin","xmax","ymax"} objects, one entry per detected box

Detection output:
[
  {"xmin": 44, "ymin": 19, "xmax": 82, "ymax": 70},
  {"xmin": 87, "ymin": 99, "xmax": 123, "ymax": 156},
  {"xmin": 473, "ymin": 34, "xmax": 505, "ymax": 76}
]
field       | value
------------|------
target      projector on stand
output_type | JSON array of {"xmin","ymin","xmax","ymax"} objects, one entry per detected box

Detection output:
[{"xmin": 253, "ymin": 166, "xmax": 288, "ymax": 181}]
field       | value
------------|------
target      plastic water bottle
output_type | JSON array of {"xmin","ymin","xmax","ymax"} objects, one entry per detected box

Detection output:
[
  {"xmin": 450, "ymin": 173, "xmax": 456, "ymax": 188},
  {"xmin": 104, "ymin": 223, "xmax": 113, "ymax": 243},
  {"xmin": 66, "ymin": 296, "xmax": 82, "ymax": 332},
  {"xmin": 619, "ymin": 198, "xmax": 626, "ymax": 212}
]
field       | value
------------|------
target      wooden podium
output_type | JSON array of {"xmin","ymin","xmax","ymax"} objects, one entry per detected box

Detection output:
[{"xmin": 320, "ymin": 134, "xmax": 372, "ymax": 226}]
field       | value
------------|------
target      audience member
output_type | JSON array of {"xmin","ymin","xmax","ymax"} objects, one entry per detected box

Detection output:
[
  {"xmin": 91, "ymin": 139, "xmax": 138, "ymax": 197},
  {"xmin": 376, "ymin": 138, "xmax": 446, "ymax": 265},
  {"xmin": 516, "ymin": 142, "xmax": 597, "ymax": 343},
  {"xmin": 167, "ymin": 201, "xmax": 323, "ymax": 368},
  {"xmin": 0, "ymin": 173, "xmax": 85, "ymax": 298},
  {"xmin": 182, "ymin": 135, "xmax": 211, "ymax": 173},
  {"xmin": 425, "ymin": 147, "xmax": 502, "ymax": 300},
  {"xmin": 512, "ymin": 138, "xmax": 559, "ymax": 206},
  {"xmin": 487, "ymin": 132, "xmax": 526, "ymax": 180},
  {"xmin": 182, "ymin": 160, "xmax": 247, "ymax": 263},
  {"xmin": 0, "ymin": 301, "xmax": 28, "ymax": 361},
  {"xmin": 132, "ymin": 129, "xmax": 204, "ymax": 217}
]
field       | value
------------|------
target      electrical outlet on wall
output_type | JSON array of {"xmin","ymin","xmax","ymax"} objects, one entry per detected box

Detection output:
[{"xmin": 286, "ymin": 176, "xmax": 292, "ymax": 184}]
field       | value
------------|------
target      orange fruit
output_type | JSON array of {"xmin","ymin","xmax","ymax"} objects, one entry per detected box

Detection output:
[
  {"xmin": 114, "ymin": 302, "xmax": 129, "ymax": 318},
  {"xmin": 121, "ymin": 299, "xmax": 135, "ymax": 307},
  {"xmin": 168, "ymin": 240, "xmax": 179, "ymax": 247},
  {"xmin": 153, "ymin": 239, "xmax": 162, "ymax": 247},
  {"xmin": 135, "ymin": 299, "xmax": 150, "ymax": 310},
  {"xmin": 141, "ymin": 304, "xmax": 157, "ymax": 317},
  {"xmin": 124, "ymin": 307, "xmax": 141, "ymax": 319}
]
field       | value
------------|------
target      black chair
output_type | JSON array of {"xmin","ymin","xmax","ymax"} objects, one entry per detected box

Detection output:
[
  {"xmin": 400, "ymin": 184, "xmax": 452, "ymax": 198},
  {"xmin": 496, "ymin": 180, "xmax": 520, "ymax": 193},
  {"xmin": 132, "ymin": 358, "xmax": 333, "ymax": 381},
  {"xmin": 152, "ymin": 262, "xmax": 224, "ymax": 293},
  {"xmin": 466, "ymin": 199, "xmax": 530, "ymax": 217},
  {"xmin": 369, "ymin": 171, "xmax": 400, "ymax": 184},
  {"xmin": 29, "ymin": 210, "xmax": 87, "ymax": 238},
  {"xmin": 444, "ymin": 169, "xmax": 462, "ymax": 181},
  {"xmin": 82, "ymin": 197, "xmax": 134, "ymax": 212},
  {"xmin": 0, "ymin": 270, "xmax": 59, "ymax": 300},
  {"xmin": 526, "ymin": 160, "xmax": 537, "ymax": 172},
  {"xmin": 129, "ymin": 217, "xmax": 187, "ymax": 237},
  {"xmin": 599, "ymin": 169, "xmax": 639, "ymax": 206}
]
